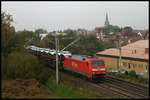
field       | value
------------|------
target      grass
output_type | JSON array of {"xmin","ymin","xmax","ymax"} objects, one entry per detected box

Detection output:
[
  {"xmin": 43, "ymin": 79, "xmax": 84, "ymax": 98},
  {"xmin": 41, "ymin": 74, "xmax": 109, "ymax": 99}
]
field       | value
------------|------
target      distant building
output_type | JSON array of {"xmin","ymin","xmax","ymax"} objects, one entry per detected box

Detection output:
[
  {"xmin": 95, "ymin": 27, "xmax": 106, "ymax": 40},
  {"xmin": 96, "ymin": 40, "xmax": 149, "ymax": 74},
  {"xmin": 137, "ymin": 32, "xmax": 143, "ymax": 37},
  {"xmin": 133, "ymin": 29, "xmax": 147, "ymax": 38},
  {"xmin": 95, "ymin": 12, "xmax": 120, "ymax": 39},
  {"xmin": 40, "ymin": 33, "xmax": 48, "ymax": 40},
  {"xmin": 96, "ymin": 32, "xmax": 105, "ymax": 40},
  {"xmin": 104, "ymin": 13, "xmax": 110, "ymax": 26},
  {"xmin": 76, "ymin": 28, "xmax": 88, "ymax": 35},
  {"xmin": 82, "ymin": 29, "xmax": 88, "ymax": 35}
]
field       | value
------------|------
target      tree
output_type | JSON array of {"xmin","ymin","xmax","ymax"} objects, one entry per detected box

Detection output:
[
  {"xmin": 123, "ymin": 26, "xmax": 133, "ymax": 31},
  {"xmin": 103, "ymin": 39, "xmax": 115, "ymax": 49},
  {"xmin": 11, "ymin": 30, "xmax": 35, "ymax": 51},
  {"xmin": 42, "ymin": 34, "xmax": 55, "ymax": 49},
  {"xmin": 32, "ymin": 28, "xmax": 47, "ymax": 46},
  {"xmin": 35, "ymin": 28, "xmax": 47, "ymax": 34},
  {"xmin": 1, "ymin": 11, "xmax": 15, "ymax": 56}
]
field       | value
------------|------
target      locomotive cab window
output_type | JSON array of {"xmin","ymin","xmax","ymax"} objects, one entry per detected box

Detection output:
[{"xmin": 92, "ymin": 61, "xmax": 104, "ymax": 67}]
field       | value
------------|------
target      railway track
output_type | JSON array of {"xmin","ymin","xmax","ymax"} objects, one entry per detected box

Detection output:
[
  {"xmin": 97, "ymin": 76, "xmax": 148, "ymax": 99},
  {"xmin": 106, "ymin": 75, "xmax": 149, "ymax": 90},
  {"xmin": 104, "ymin": 76, "xmax": 149, "ymax": 97},
  {"xmin": 44, "ymin": 65, "xmax": 149, "ymax": 99}
]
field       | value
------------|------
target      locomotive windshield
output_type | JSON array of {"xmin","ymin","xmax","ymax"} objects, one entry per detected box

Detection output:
[{"xmin": 92, "ymin": 61, "xmax": 104, "ymax": 67}]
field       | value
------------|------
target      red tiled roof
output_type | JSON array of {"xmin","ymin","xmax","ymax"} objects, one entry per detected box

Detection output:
[{"xmin": 97, "ymin": 40, "xmax": 149, "ymax": 60}]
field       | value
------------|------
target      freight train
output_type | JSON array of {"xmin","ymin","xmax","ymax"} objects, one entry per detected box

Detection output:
[{"xmin": 27, "ymin": 45, "xmax": 106, "ymax": 80}]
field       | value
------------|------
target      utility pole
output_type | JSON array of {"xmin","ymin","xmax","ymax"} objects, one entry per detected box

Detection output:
[
  {"xmin": 55, "ymin": 31, "xmax": 59, "ymax": 85},
  {"xmin": 55, "ymin": 33, "xmax": 80, "ymax": 85},
  {"xmin": 119, "ymin": 32, "xmax": 122, "ymax": 73},
  {"xmin": 58, "ymin": 38, "xmax": 60, "ymax": 83}
]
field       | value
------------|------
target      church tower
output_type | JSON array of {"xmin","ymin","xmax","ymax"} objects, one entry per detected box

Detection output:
[{"xmin": 104, "ymin": 13, "xmax": 110, "ymax": 26}]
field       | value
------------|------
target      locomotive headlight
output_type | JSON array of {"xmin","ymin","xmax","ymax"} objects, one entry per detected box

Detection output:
[{"xmin": 100, "ymin": 68, "xmax": 105, "ymax": 71}]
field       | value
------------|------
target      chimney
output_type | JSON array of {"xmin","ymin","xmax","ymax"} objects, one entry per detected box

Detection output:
[{"xmin": 145, "ymin": 48, "xmax": 149, "ymax": 54}]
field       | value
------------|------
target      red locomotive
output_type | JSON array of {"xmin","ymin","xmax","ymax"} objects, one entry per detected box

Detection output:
[{"xmin": 64, "ymin": 55, "xmax": 106, "ymax": 79}]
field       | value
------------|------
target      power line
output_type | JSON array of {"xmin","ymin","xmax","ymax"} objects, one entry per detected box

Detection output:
[{"xmin": 61, "ymin": 37, "xmax": 80, "ymax": 51}]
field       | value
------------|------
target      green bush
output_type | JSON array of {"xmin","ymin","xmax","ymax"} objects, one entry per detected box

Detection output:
[
  {"xmin": 128, "ymin": 70, "xmax": 137, "ymax": 78},
  {"xmin": 1, "ymin": 51, "xmax": 49, "ymax": 84},
  {"xmin": 36, "ymin": 65, "xmax": 49, "ymax": 84},
  {"xmin": 124, "ymin": 71, "xmax": 128, "ymax": 75},
  {"xmin": 1, "ymin": 53, "xmax": 7, "ymax": 80}
]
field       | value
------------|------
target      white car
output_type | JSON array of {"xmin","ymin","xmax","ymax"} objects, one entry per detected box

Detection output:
[
  {"xmin": 44, "ymin": 48, "xmax": 51, "ymax": 53},
  {"xmin": 53, "ymin": 51, "xmax": 71, "ymax": 56},
  {"xmin": 61, "ymin": 51, "xmax": 72, "ymax": 56},
  {"xmin": 49, "ymin": 50, "xmax": 56, "ymax": 55},
  {"xmin": 36, "ymin": 47, "xmax": 41, "ymax": 52},
  {"xmin": 31, "ymin": 47, "xmax": 37, "ymax": 51},
  {"xmin": 39, "ymin": 48, "xmax": 45, "ymax": 53},
  {"xmin": 30, "ymin": 45, "xmax": 38, "ymax": 50}
]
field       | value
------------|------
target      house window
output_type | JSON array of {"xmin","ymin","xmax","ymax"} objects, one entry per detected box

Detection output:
[
  {"xmin": 128, "ymin": 63, "xmax": 131, "ymax": 69},
  {"xmin": 145, "ymin": 65, "xmax": 148, "ymax": 70},
  {"xmin": 133, "ymin": 64, "xmax": 136, "ymax": 68},
  {"xmin": 145, "ymin": 65, "xmax": 148, "ymax": 72},
  {"xmin": 123, "ymin": 62, "xmax": 127, "ymax": 67},
  {"xmin": 138, "ymin": 64, "xmax": 143, "ymax": 68}
]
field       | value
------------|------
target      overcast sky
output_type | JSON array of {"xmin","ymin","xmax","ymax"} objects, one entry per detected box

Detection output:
[{"xmin": 2, "ymin": 1, "xmax": 149, "ymax": 32}]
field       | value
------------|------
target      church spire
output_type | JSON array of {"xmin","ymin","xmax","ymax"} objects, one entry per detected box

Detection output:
[{"xmin": 105, "ymin": 12, "xmax": 109, "ymax": 26}]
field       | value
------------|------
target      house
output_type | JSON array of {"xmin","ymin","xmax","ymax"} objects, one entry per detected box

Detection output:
[
  {"xmin": 82, "ymin": 29, "xmax": 88, "ymax": 35},
  {"xmin": 96, "ymin": 40, "xmax": 149, "ymax": 74},
  {"xmin": 40, "ymin": 33, "xmax": 48, "ymax": 40}
]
